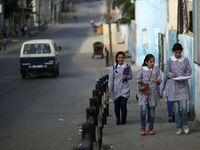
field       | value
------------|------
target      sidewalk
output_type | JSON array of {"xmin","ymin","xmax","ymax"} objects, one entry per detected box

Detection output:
[
  {"xmin": 0, "ymin": 27, "xmax": 41, "ymax": 54},
  {"xmin": 103, "ymin": 96, "xmax": 200, "ymax": 150}
]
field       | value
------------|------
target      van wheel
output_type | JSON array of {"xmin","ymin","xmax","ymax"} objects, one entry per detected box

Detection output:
[
  {"xmin": 22, "ymin": 73, "xmax": 26, "ymax": 79},
  {"xmin": 53, "ymin": 70, "xmax": 57, "ymax": 78}
]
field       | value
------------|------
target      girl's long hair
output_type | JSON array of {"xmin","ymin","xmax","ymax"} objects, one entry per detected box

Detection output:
[
  {"xmin": 142, "ymin": 54, "xmax": 154, "ymax": 66},
  {"xmin": 115, "ymin": 51, "xmax": 125, "ymax": 69}
]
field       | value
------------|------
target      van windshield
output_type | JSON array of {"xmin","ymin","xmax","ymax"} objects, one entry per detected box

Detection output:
[{"xmin": 23, "ymin": 44, "xmax": 51, "ymax": 54}]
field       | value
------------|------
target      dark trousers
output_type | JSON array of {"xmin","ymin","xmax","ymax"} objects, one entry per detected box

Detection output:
[
  {"xmin": 4, "ymin": 43, "xmax": 6, "ymax": 50},
  {"xmin": 114, "ymin": 96, "xmax": 127, "ymax": 124},
  {"xmin": 166, "ymin": 96, "xmax": 174, "ymax": 119}
]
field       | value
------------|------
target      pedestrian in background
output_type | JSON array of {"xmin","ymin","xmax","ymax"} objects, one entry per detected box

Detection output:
[
  {"xmin": 21, "ymin": 26, "xmax": 24, "ymax": 37},
  {"xmin": 108, "ymin": 51, "xmax": 133, "ymax": 125},
  {"xmin": 3, "ymin": 25, "xmax": 8, "ymax": 38},
  {"xmin": 137, "ymin": 54, "xmax": 161, "ymax": 135},
  {"xmin": 75, "ymin": 15, "xmax": 78, "ymax": 22},
  {"xmin": 15, "ymin": 23, "xmax": 19, "ymax": 37},
  {"xmin": 90, "ymin": 20, "xmax": 94, "ymax": 27},
  {"xmin": 164, "ymin": 43, "xmax": 192, "ymax": 135},
  {"xmin": 24, "ymin": 25, "xmax": 27, "ymax": 37},
  {"xmin": 160, "ymin": 74, "xmax": 175, "ymax": 122},
  {"xmin": 3, "ymin": 38, "xmax": 7, "ymax": 50}
]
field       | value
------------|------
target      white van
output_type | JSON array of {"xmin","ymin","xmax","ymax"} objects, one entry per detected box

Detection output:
[{"xmin": 20, "ymin": 39, "xmax": 61, "ymax": 79}]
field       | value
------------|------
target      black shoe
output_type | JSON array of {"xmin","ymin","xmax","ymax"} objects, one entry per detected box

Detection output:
[
  {"xmin": 122, "ymin": 120, "xmax": 126, "ymax": 125},
  {"xmin": 116, "ymin": 120, "xmax": 121, "ymax": 125}
]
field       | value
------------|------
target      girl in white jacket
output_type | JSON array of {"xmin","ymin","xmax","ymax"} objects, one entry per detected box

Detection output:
[{"xmin": 108, "ymin": 51, "xmax": 133, "ymax": 125}]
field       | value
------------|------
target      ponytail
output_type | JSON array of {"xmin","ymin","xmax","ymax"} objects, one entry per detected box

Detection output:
[{"xmin": 142, "ymin": 54, "xmax": 154, "ymax": 66}]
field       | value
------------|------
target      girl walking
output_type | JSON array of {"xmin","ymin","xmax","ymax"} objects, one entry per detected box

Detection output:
[
  {"xmin": 108, "ymin": 51, "xmax": 133, "ymax": 125},
  {"xmin": 164, "ymin": 43, "xmax": 192, "ymax": 135},
  {"xmin": 137, "ymin": 54, "xmax": 161, "ymax": 135}
]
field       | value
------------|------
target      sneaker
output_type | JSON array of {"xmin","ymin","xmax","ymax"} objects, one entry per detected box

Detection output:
[
  {"xmin": 148, "ymin": 128, "xmax": 154, "ymax": 135},
  {"xmin": 183, "ymin": 125, "xmax": 189, "ymax": 134},
  {"xmin": 176, "ymin": 128, "xmax": 182, "ymax": 135},
  {"xmin": 140, "ymin": 127, "xmax": 146, "ymax": 135},
  {"xmin": 168, "ymin": 117, "xmax": 173, "ymax": 122}
]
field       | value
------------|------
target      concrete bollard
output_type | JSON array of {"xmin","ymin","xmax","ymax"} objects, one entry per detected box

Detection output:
[{"xmin": 90, "ymin": 97, "xmax": 99, "ymax": 117}]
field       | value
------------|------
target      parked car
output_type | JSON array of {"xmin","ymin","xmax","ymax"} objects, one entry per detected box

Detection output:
[{"xmin": 20, "ymin": 39, "xmax": 61, "ymax": 79}]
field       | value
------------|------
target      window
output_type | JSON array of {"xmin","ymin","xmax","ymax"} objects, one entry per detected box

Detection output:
[
  {"xmin": 23, "ymin": 44, "xmax": 51, "ymax": 54},
  {"xmin": 188, "ymin": 11, "xmax": 193, "ymax": 32}
]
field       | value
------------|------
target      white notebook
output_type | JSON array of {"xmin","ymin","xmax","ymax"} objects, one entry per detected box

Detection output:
[{"xmin": 172, "ymin": 76, "xmax": 192, "ymax": 81}]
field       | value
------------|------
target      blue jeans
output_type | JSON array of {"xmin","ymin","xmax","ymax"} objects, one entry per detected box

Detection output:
[
  {"xmin": 166, "ymin": 96, "xmax": 174, "ymax": 119},
  {"xmin": 173, "ymin": 100, "xmax": 188, "ymax": 129},
  {"xmin": 114, "ymin": 96, "xmax": 127, "ymax": 124},
  {"xmin": 141, "ymin": 105, "xmax": 155, "ymax": 129}
]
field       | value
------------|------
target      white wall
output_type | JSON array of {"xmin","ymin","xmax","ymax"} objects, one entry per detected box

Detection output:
[
  {"xmin": 195, "ymin": 64, "xmax": 200, "ymax": 121},
  {"xmin": 193, "ymin": 0, "xmax": 200, "ymax": 121},
  {"xmin": 33, "ymin": 0, "xmax": 52, "ymax": 25},
  {"xmin": 119, "ymin": 24, "xmax": 129, "ymax": 49},
  {"xmin": 103, "ymin": 23, "xmax": 118, "ymax": 46},
  {"xmin": 168, "ymin": 0, "xmax": 178, "ymax": 30}
]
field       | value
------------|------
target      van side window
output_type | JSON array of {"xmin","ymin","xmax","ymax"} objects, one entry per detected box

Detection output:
[{"xmin": 43, "ymin": 45, "xmax": 51, "ymax": 53}]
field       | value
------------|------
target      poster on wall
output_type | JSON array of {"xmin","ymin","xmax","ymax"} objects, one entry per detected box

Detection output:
[{"xmin": 136, "ymin": 0, "xmax": 162, "ymax": 66}]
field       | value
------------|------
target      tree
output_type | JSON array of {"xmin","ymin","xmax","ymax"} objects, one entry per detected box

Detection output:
[
  {"xmin": 4, "ymin": 0, "xmax": 19, "ymax": 18},
  {"xmin": 27, "ymin": 0, "xmax": 33, "ymax": 9},
  {"xmin": 25, "ymin": 0, "xmax": 33, "ymax": 18},
  {"xmin": 113, "ymin": 0, "xmax": 135, "ymax": 24}
]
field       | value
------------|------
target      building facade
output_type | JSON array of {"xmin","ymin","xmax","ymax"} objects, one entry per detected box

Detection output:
[{"xmin": 33, "ymin": 0, "xmax": 62, "ymax": 25}]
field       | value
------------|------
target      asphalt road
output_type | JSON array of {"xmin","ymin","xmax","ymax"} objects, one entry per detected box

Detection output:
[{"xmin": 0, "ymin": 1, "xmax": 105, "ymax": 150}]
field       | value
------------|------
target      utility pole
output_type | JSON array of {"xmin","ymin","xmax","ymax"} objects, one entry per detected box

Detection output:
[
  {"xmin": 183, "ymin": 0, "xmax": 189, "ymax": 33},
  {"xmin": 0, "ymin": 0, "xmax": 3, "ymax": 35},
  {"xmin": 107, "ymin": 0, "xmax": 113, "ymax": 65},
  {"xmin": 38, "ymin": 0, "xmax": 41, "ymax": 30},
  {"xmin": 52, "ymin": 0, "xmax": 55, "ymax": 24},
  {"xmin": 21, "ymin": 0, "xmax": 25, "ymax": 25},
  {"xmin": 56, "ymin": 0, "xmax": 59, "ymax": 23}
]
